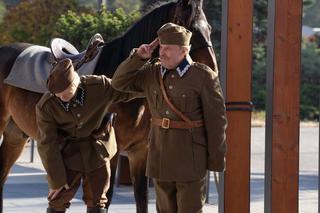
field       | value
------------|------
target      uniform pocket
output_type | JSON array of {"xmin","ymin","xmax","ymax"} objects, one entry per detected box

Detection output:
[
  {"xmin": 151, "ymin": 88, "xmax": 163, "ymax": 110},
  {"xmin": 171, "ymin": 88, "xmax": 200, "ymax": 113},
  {"xmin": 93, "ymin": 127, "xmax": 117, "ymax": 160}
]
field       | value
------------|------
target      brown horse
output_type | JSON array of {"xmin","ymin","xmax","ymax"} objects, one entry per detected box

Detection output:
[{"xmin": 0, "ymin": 0, "xmax": 217, "ymax": 212}]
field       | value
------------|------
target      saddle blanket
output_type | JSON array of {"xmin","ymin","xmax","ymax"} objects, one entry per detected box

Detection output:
[{"xmin": 4, "ymin": 45, "xmax": 101, "ymax": 93}]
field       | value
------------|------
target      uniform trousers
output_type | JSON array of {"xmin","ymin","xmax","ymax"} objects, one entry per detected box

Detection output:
[
  {"xmin": 153, "ymin": 176, "xmax": 206, "ymax": 213},
  {"xmin": 48, "ymin": 161, "xmax": 110, "ymax": 211}
]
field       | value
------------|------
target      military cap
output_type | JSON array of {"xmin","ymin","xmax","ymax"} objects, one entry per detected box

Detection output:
[
  {"xmin": 157, "ymin": 22, "xmax": 192, "ymax": 46},
  {"xmin": 47, "ymin": 58, "xmax": 76, "ymax": 94}
]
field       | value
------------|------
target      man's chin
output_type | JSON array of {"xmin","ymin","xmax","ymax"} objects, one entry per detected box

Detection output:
[
  {"xmin": 60, "ymin": 97, "xmax": 72, "ymax": 102},
  {"xmin": 160, "ymin": 61, "xmax": 172, "ymax": 69}
]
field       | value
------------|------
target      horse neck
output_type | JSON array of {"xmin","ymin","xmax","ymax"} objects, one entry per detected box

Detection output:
[{"xmin": 94, "ymin": 2, "xmax": 176, "ymax": 77}]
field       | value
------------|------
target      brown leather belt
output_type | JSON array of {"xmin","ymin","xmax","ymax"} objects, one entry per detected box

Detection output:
[{"xmin": 151, "ymin": 118, "xmax": 204, "ymax": 129}]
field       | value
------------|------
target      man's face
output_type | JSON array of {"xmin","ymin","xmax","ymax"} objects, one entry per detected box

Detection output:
[
  {"xmin": 55, "ymin": 82, "xmax": 78, "ymax": 102},
  {"xmin": 159, "ymin": 44, "xmax": 186, "ymax": 69}
]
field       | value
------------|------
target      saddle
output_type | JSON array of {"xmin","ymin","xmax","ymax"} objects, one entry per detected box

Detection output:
[{"xmin": 50, "ymin": 33, "xmax": 104, "ymax": 70}]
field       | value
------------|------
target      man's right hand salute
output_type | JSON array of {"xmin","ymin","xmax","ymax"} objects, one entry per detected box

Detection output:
[{"xmin": 136, "ymin": 38, "xmax": 159, "ymax": 59}]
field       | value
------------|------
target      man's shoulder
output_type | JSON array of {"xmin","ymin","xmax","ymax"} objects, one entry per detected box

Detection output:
[
  {"xmin": 192, "ymin": 62, "xmax": 218, "ymax": 78},
  {"xmin": 192, "ymin": 62, "xmax": 212, "ymax": 72},
  {"xmin": 81, "ymin": 75, "xmax": 110, "ymax": 85},
  {"xmin": 150, "ymin": 57, "xmax": 161, "ymax": 65},
  {"xmin": 142, "ymin": 57, "xmax": 161, "ymax": 68},
  {"xmin": 37, "ymin": 92, "xmax": 54, "ymax": 109}
]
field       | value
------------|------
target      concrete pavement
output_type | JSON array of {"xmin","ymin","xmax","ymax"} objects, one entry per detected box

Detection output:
[{"xmin": 3, "ymin": 127, "xmax": 319, "ymax": 212}]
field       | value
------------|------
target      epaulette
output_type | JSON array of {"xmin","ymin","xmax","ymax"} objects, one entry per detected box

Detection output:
[
  {"xmin": 193, "ymin": 62, "xmax": 213, "ymax": 72},
  {"xmin": 37, "ymin": 92, "xmax": 55, "ymax": 108},
  {"xmin": 193, "ymin": 62, "xmax": 218, "ymax": 78}
]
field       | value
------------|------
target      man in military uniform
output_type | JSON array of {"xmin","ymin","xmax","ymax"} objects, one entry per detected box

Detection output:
[
  {"xmin": 36, "ymin": 58, "xmax": 139, "ymax": 213},
  {"xmin": 112, "ymin": 23, "xmax": 227, "ymax": 213}
]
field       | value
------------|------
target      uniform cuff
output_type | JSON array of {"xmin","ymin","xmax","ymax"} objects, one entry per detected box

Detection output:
[
  {"xmin": 207, "ymin": 157, "xmax": 226, "ymax": 172},
  {"xmin": 130, "ymin": 48, "xmax": 150, "ymax": 62}
]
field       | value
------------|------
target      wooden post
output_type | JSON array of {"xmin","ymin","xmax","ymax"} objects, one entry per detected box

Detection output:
[
  {"xmin": 220, "ymin": 0, "xmax": 253, "ymax": 212},
  {"xmin": 265, "ymin": 0, "xmax": 302, "ymax": 212}
]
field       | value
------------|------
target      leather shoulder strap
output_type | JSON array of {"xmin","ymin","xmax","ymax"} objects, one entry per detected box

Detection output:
[{"xmin": 159, "ymin": 72, "xmax": 193, "ymax": 126}]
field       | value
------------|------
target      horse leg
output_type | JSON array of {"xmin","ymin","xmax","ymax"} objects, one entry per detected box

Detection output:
[
  {"xmin": 127, "ymin": 142, "xmax": 148, "ymax": 213},
  {"xmin": 0, "ymin": 119, "xmax": 29, "ymax": 213},
  {"xmin": 0, "ymin": 111, "xmax": 10, "ymax": 213},
  {"xmin": 105, "ymin": 152, "xmax": 119, "ymax": 210}
]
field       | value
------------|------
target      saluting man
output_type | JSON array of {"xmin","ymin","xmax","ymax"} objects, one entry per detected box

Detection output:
[
  {"xmin": 112, "ymin": 22, "xmax": 227, "ymax": 213},
  {"xmin": 36, "ymin": 58, "xmax": 139, "ymax": 213}
]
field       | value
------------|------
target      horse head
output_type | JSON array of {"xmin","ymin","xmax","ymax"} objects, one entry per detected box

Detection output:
[
  {"xmin": 95, "ymin": 0, "xmax": 217, "ymax": 76},
  {"xmin": 173, "ymin": 0, "xmax": 218, "ymax": 71}
]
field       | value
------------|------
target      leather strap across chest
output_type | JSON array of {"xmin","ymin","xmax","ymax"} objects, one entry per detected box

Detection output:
[{"xmin": 152, "ymin": 72, "xmax": 204, "ymax": 129}]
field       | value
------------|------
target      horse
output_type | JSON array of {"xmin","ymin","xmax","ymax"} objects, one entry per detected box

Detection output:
[{"xmin": 0, "ymin": 0, "xmax": 217, "ymax": 212}]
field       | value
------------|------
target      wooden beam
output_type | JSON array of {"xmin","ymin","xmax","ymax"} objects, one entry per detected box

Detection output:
[
  {"xmin": 221, "ymin": 0, "xmax": 253, "ymax": 212},
  {"xmin": 265, "ymin": 0, "xmax": 302, "ymax": 212}
]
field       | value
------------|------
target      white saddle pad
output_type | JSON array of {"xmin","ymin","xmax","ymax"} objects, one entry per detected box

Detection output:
[{"xmin": 4, "ymin": 45, "xmax": 102, "ymax": 93}]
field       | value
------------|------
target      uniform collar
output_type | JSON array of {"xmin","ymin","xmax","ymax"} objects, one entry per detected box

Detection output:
[
  {"xmin": 160, "ymin": 55, "xmax": 193, "ymax": 78},
  {"xmin": 57, "ymin": 86, "xmax": 85, "ymax": 111}
]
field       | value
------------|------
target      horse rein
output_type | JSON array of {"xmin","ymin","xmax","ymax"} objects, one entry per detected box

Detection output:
[{"xmin": 190, "ymin": 40, "xmax": 213, "ymax": 53}]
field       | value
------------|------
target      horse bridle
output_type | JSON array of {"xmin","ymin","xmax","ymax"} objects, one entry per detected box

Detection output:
[
  {"xmin": 189, "ymin": 35, "xmax": 213, "ymax": 53},
  {"xmin": 173, "ymin": 1, "xmax": 213, "ymax": 53}
]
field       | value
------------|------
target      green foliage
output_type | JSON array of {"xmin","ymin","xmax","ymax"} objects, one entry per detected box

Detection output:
[
  {"xmin": 0, "ymin": 0, "xmax": 86, "ymax": 45},
  {"xmin": 203, "ymin": 0, "xmax": 222, "ymax": 60},
  {"xmin": 78, "ymin": 0, "xmax": 141, "ymax": 13},
  {"xmin": 252, "ymin": 43, "xmax": 267, "ymax": 110},
  {"xmin": 251, "ymin": 0, "xmax": 268, "ymax": 111},
  {"xmin": 55, "ymin": 7, "xmax": 140, "ymax": 50},
  {"xmin": 303, "ymin": 0, "xmax": 317, "ymax": 10},
  {"xmin": 107, "ymin": 0, "xmax": 141, "ymax": 12},
  {"xmin": 303, "ymin": 0, "xmax": 320, "ymax": 27},
  {"xmin": 0, "ymin": 1, "xmax": 6, "ymax": 23},
  {"xmin": 78, "ymin": 0, "xmax": 99, "ymax": 10},
  {"xmin": 300, "ymin": 40, "xmax": 320, "ymax": 120}
]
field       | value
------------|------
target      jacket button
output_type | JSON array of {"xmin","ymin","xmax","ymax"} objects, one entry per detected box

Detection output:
[
  {"xmin": 168, "ymin": 85, "xmax": 173, "ymax": 90},
  {"xmin": 77, "ymin": 113, "xmax": 81, "ymax": 118},
  {"xmin": 182, "ymin": 94, "xmax": 186, "ymax": 98},
  {"xmin": 171, "ymin": 74, "xmax": 175, "ymax": 78},
  {"xmin": 73, "ymin": 103, "xmax": 77, "ymax": 107},
  {"xmin": 165, "ymin": 110, "xmax": 170, "ymax": 115}
]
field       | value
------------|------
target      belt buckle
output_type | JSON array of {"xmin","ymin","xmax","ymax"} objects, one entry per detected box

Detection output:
[{"xmin": 161, "ymin": 118, "xmax": 170, "ymax": 129}]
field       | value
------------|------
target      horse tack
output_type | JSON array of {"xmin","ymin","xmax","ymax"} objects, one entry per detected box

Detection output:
[{"xmin": 50, "ymin": 33, "xmax": 104, "ymax": 70}]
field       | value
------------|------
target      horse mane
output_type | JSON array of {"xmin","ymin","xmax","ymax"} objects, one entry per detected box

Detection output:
[
  {"xmin": 94, "ymin": 1, "xmax": 177, "ymax": 77},
  {"xmin": 142, "ymin": 0, "xmax": 175, "ymax": 14}
]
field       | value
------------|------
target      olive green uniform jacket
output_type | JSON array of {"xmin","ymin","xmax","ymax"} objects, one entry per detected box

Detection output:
[
  {"xmin": 112, "ymin": 51, "xmax": 227, "ymax": 182},
  {"xmin": 36, "ymin": 75, "xmax": 137, "ymax": 189}
]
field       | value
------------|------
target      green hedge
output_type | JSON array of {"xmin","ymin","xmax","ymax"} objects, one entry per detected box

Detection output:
[{"xmin": 55, "ymin": 7, "xmax": 140, "ymax": 50}]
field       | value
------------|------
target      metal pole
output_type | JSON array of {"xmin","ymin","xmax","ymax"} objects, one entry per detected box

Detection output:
[
  {"xmin": 219, "ymin": 0, "xmax": 228, "ymax": 211},
  {"xmin": 205, "ymin": 171, "xmax": 210, "ymax": 203},
  {"xmin": 264, "ymin": 0, "xmax": 275, "ymax": 211},
  {"xmin": 30, "ymin": 139, "xmax": 35, "ymax": 163}
]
